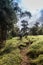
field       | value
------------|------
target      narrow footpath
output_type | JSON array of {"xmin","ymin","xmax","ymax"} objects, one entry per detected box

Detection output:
[{"xmin": 20, "ymin": 46, "xmax": 30, "ymax": 65}]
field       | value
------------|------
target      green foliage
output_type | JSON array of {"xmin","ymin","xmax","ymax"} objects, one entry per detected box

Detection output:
[
  {"xmin": 30, "ymin": 22, "xmax": 39, "ymax": 35},
  {"xmin": 0, "ymin": 0, "xmax": 17, "ymax": 48},
  {"xmin": 29, "ymin": 22, "xmax": 43, "ymax": 35},
  {"xmin": 30, "ymin": 55, "xmax": 43, "ymax": 65},
  {"xmin": 21, "ymin": 20, "xmax": 29, "ymax": 36},
  {"xmin": 27, "ymin": 36, "xmax": 43, "ymax": 65},
  {"xmin": 0, "ymin": 36, "xmax": 43, "ymax": 65},
  {"xmin": 0, "ymin": 38, "xmax": 22, "ymax": 65},
  {"xmin": 0, "ymin": 51, "xmax": 21, "ymax": 65}
]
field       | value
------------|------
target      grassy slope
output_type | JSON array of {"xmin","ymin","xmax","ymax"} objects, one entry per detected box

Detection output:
[
  {"xmin": 0, "ymin": 36, "xmax": 43, "ymax": 65},
  {"xmin": 0, "ymin": 37, "xmax": 29, "ymax": 65},
  {"xmin": 27, "ymin": 36, "xmax": 43, "ymax": 65},
  {"xmin": 0, "ymin": 37, "xmax": 22, "ymax": 65}
]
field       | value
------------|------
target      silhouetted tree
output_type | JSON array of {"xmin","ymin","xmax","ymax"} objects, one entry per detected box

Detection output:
[
  {"xmin": 30, "ymin": 22, "xmax": 39, "ymax": 35},
  {"xmin": 21, "ymin": 20, "xmax": 29, "ymax": 37},
  {"xmin": 20, "ymin": 11, "xmax": 32, "ymax": 18}
]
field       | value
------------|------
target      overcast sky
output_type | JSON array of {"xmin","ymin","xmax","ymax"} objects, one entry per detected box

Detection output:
[
  {"xmin": 16, "ymin": 0, "xmax": 43, "ymax": 28},
  {"xmin": 20, "ymin": 0, "xmax": 43, "ymax": 14}
]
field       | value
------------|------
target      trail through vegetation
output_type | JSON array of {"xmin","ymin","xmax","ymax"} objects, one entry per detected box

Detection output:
[
  {"xmin": 0, "ymin": 36, "xmax": 43, "ymax": 65},
  {"xmin": 19, "ymin": 43, "xmax": 30, "ymax": 65}
]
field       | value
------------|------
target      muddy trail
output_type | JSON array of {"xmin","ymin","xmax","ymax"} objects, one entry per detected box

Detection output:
[{"xmin": 19, "ymin": 44, "xmax": 31, "ymax": 65}]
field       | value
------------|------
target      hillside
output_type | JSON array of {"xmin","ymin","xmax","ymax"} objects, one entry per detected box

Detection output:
[{"xmin": 0, "ymin": 36, "xmax": 43, "ymax": 65}]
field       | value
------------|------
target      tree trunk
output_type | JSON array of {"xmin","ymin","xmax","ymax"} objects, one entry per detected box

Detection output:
[{"xmin": 0, "ymin": 25, "xmax": 7, "ymax": 49}]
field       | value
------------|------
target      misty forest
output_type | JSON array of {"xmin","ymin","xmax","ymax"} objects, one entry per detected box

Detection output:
[{"xmin": 0, "ymin": 0, "xmax": 43, "ymax": 65}]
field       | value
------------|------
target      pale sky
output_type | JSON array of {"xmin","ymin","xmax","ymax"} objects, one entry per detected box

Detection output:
[
  {"xmin": 21, "ymin": 0, "xmax": 43, "ymax": 14},
  {"xmin": 16, "ymin": 0, "xmax": 43, "ymax": 28}
]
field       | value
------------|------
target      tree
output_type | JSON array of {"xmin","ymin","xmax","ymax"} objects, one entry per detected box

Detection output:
[
  {"xmin": 20, "ymin": 11, "xmax": 31, "ymax": 36},
  {"xmin": 10, "ymin": 25, "xmax": 20, "ymax": 37},
  {"xmin": 14, "ymin": 2, "xmax": 21, "ymax": 18},
  {"xmin": 14, "ymin": 2, "xmax": 21, "ymax": 13},
  {"xmin": 38, "ymin": 24, "xmax": 43, "ymax": 35},
  {"xmin": 0, "ymin": 0, "xmax": 17, "ymax": 48},
  {"xmin": 21, "ymin": 20, "xmax": 29, "ymax": 37},
  {"xmin": 30, "ymin": 22, "xmax": 39, "ymax": 35},
  {"xmin": 20, "ymin": 11, "xmax": 32, "ymax": 18}
]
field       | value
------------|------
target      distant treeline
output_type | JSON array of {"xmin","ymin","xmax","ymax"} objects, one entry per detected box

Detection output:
[{"xmin": 9, "ymin": 22, "xmax": 43, "ymax": 39}]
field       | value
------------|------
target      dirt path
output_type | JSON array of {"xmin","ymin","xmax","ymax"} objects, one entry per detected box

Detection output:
[{"xmin": 20, "ymin": 47, "xmax": 30, "ymax": 65}]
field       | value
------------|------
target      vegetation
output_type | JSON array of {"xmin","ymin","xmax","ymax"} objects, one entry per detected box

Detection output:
[
  {"xmin": 29, "ymin": 22, "xmax": 43, "ymax": 35},
  {"xmin": 0, "ymin": 1, "xmax": 43, "ymax": 65},
  {"xmin": 0, "ymin": 36, "xmax": 43, "ymax": 65},
  {"xmin": 27, "ymin": 36, "xmax": 43, "ymax": 65},
  {"xmin": 21, "ymin": 20, "xmax": 29, "ymax": 36},
  {"xmin": 0, "ymin": 38, "xmax": 22, "ymax": 65},
  {"xmin": 0, "ymin": 0, "xmax": 17, "ymax": 48}
]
